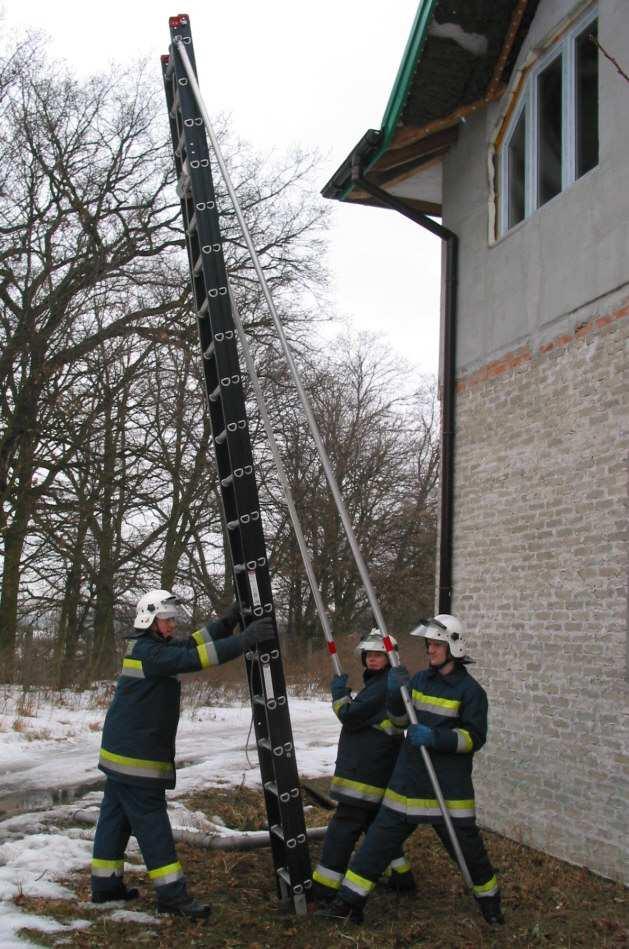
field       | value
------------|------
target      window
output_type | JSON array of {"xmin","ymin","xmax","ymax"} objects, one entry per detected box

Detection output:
[{"xmin": 498, "ymin": 8, "xmax": 598, "ymax": 236}]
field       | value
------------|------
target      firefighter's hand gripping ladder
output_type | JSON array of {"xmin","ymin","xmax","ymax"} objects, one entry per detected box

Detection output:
[{"xmin": 162, "ymin": 13, "xmax": 474, "ymax": 899}]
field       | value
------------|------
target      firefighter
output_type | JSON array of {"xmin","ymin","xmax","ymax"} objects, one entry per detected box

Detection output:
[
  {"xmin": 91, "ymin": 589, "xmax": 272, "ymax": 919},
  {"xmin": 311, "ymin": 629, "xmax": 415, "ymax": 904},
  {"xmin": 317, "ymin": 615, "xmax": 504, "ymax": 926}
]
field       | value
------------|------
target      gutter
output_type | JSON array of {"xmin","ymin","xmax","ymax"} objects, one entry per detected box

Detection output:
[{"xmin": 350, "ymin": 157, "xmax": 457, "ymax": 614}]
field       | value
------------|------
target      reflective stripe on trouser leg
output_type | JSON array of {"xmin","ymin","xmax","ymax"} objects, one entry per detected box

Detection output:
[
  {"xmin": 389, "ymin": 855, "xmax": 412, "ymax": 875},
  {"xmin": 111, "ymin": 782, "xmax": 188, "ymax": 902},
  {"xmin": 338, "ymin": 806, "xmax": 415, "ymax": 906},
  {"xmin": 432, "ymin": 823, "xmax": 498, "ymax": 896},
  {"xmin": 312, "ymin": 865, "xmax": 343, "ymax": 891},
  {"xmin": 149, "ymin": 861, "xmax": 185, "ymax": 888},
  {"xmin": 91, "ymin": 779, "xmax": 131, "ymax": 895}
]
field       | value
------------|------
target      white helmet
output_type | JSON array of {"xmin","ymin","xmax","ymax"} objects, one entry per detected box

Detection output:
[
  {"xmin": 410, "ymin": 614, "xmax": 466, "ymax": 659},
  {"xmin": 354, "ymin": 628, "xmax": 398, "ymax": 655},
  {"xmin": 134, "ymin": 589, "xmax": 181, "ymax": 629}
]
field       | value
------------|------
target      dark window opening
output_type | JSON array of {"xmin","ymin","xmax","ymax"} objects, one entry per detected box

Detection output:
[
  {"xmin": 576, "ymin": 18, "xmax": 599, "ymax": 178},
  {"xmin": 508, "ymin": 110, "xmax": 526, "ymax": 228},
  {"xmin": 538, "ymin": 55, "xmax": 563, "ymax": 206}
]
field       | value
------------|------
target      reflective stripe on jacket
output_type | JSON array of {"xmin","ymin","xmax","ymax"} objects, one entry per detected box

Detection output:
[
  {"xmin": 99, "ymin": 618, "xmax": 242, "ymax": 789},
  {"xmin": 331, "ymin": 668, "xmax": 404, "ymax": 809},
  {"xmin": 384, "ymin": 664, "xmax": 488, "ymax": 824}
]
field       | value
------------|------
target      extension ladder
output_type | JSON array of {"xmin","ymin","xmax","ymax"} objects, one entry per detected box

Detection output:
[{"xmin": 161, "ymin": 14, "xmax": 311, "ymax": 914}]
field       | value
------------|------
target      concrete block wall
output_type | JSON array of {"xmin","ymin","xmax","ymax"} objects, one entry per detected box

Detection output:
[{"xmin": 452, "ymin": 294, "xmax": 628, "ymax": 882}]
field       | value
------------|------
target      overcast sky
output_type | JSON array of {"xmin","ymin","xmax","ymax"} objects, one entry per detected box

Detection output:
[{"xmin": 3, "ymin": 0, "xmax": 441, "ymax": 375}]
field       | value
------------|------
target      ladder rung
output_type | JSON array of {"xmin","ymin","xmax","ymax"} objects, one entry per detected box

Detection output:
[
  {"xmin": 214, "ymin": 429, "xmax": 226, "ymax": 445},
  {"xmin": 221, "ymin": 474, "xmax": 233, "ymax": 488},
  {"xmin": 193, "ymin": 254, "xmax": 203, "ymax": 275},
  {"xmin": 187, "ymin": 212, "xmax": 197, "ymax": 234},
  {"xmin": 233, "ymin": 563, "xmax": 245, "ymax": 574},
  {"xmin": 258, "ymin": 738, "xmax": 272, "ymax": 752},
  {"xmin": 226, "ymin": 519, "xmax": 239, "ymax": 531},
  {"xmin": 277, "ymin": 867, "xmax": 290, "ymax": 886},
  {"xmin": 254, "ymin": 694, "xmax": 267, "ymax": 707},
  {"xmin": 203, "ymin": 341, "xmax": 214, "ymax": 359},
  {"xmin": 198, "ymin": 297, "xmax": 209, "ymax": 317},
  {"xmin": 209, "ymin": 384, "xmax": 221, "ymax": 402},
  {"xmin": 270, "ymin": 824, "xmax": 284, "ymax": 841},
  {"xmin": 169, "ymin": 93, "xmax": 180, "ymax": 119}
]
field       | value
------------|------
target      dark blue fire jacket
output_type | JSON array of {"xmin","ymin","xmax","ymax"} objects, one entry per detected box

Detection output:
[
  {"xmin": 331, "ymin": 667, "xmax": 405, "ymax": 809},
  {"xmin": 384, "ymin": 664, "xmax": 488, "ymax": 824},
  {"xmin": 98, "ymin": 617, "xmax": 242, "ymax": 789}
]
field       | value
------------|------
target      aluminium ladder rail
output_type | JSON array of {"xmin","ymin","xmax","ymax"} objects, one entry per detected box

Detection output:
[{"xmin": 161, "ymin": 14, "xmax": 311, "ymax": 914}]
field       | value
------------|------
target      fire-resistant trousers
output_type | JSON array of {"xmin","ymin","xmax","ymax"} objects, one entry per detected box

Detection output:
[
  {"xmin": 91, "ymin": 778, "xmax": 187, "ymax": 903},
  {"xmin": 338, "ymin": 805, "xmax": 498, "ymax": 905},
  {"xmin": 312, "ymin": 802, "xmax": 413, "ymax": 898}
]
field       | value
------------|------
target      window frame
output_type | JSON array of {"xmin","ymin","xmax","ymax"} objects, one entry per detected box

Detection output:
[{"xmin": 497, "ymin": 5, "xmax": 598, "ymax": 237}]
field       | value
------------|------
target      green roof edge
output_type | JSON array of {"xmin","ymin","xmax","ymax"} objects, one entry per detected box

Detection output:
[{"xmin": 339, "ymin": 0, "xmax": 437, "ymax": 201}]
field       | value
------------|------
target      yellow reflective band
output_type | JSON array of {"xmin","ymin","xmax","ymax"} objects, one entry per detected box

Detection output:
[
  {"xmin": 384, "ymin": 788, "xmax": 474, "ymax": 811},
  {"xmin": 193, "ymin": 630, "xmax": 218, "ymax": 668},
  {"xmin": 412, "ymin": 690, "xmax": 461, "ymax": 712},
  {"xmin": 99, "ymin": 748, "xmax": 173, "ymax": 774},
  {"xmin": 390, "ymin": 857, "xmax": 411, "ymax": 874},
  {"xmin": 91, "ymin": 858, "xmax": 123, "ymax": 870},
  {"xmin": 455, "ymin": 728, "xmax": 473, "ymax": 752},
  {"xmin": 331, "ymin": 776, "xmax": 385, "ymax": 801},
  {"xmin": 122, "ymin": 658, "xmax": 142, "ymax": 669},
  {"xmin": 373, "ymin": 718, "xmax": 405, "ymax": 736},
  {"xmin": 149, "ymin": 861, "xmax": 183, "ymax": 880},
  {"xmin": 345, "ymin": 869, "xmax": 375, "ymax": 895},
  {"xmin": 474, "ymin": 875, "xmax": 499, "ymax": 896},
  {"xmin": 313, "ymin": 869, "xmax": 342, "ymax": 890}
]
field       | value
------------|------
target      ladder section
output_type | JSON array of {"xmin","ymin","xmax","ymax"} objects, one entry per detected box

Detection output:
[{"xmin": 161, "ymin": 14, "xmax": 311, "ymax": 914}]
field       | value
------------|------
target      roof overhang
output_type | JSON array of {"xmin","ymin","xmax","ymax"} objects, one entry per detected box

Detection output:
[{"xmin": 322, "ymin": 0, "xmax": 539, "ymax": 214}]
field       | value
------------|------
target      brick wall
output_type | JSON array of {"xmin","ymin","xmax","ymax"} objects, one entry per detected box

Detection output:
[{"xmin": 452, "ymin": 296, "xmax": 628, "ymax": 883}]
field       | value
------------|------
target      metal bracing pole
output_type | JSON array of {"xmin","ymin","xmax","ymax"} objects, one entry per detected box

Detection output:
[
  {"xmin": 227, "ymin": 283, "xmax": 342, "ymax": 676},
  {"xmin": 174, "ymin": 38, "xmax": 473, "ymax": 891}
]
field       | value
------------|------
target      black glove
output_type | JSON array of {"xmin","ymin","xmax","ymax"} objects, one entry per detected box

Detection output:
[
  {"xmin": 239, "ymin": 616, "xmax": 275, "ymax": 650},
  {"xmin": 219, "ymin": 601, "xmax": 242, "ymax": 634}
]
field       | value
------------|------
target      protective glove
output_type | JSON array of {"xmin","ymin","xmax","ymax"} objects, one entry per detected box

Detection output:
[
  {"xmin": 219, "ymin": 601, "xmax": 242, "ymax": 633},
  {"xmin": 239, "ymin": 616, "xmax": 275, "ymax": 650},
  {"xmin": 330, "ymin": 673, "xmax": 350, "ymax": 701},
  {"xmin": 407, "ymin": 723, "xmax": 435, "ymax": 749},
  {"xmin": 387, "ymin": 664, "xmax": 410, "ymax": 694}
]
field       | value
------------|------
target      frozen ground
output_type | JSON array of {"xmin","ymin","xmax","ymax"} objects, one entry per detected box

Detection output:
[{"xmin": 0, "ymin": 687, "xmax": 339, "ymax": 947}]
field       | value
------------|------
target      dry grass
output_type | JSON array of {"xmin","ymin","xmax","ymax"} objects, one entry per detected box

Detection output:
[{"xmin": 14, "ymin": 781, "xmax": 628, "ymax": 948}]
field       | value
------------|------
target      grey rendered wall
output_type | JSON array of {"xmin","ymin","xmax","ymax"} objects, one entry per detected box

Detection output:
[
  {"xmin": 438, "ymin": 0, "xmax": 629, "ymax": 882},
  {"xmin": 443, "ymin": 0, "xmax": 629, "ymax": 374}
]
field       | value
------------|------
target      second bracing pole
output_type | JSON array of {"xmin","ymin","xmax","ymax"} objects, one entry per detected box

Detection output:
[{"xmin": 173, "ymin": 36, "xmax": 472, "ymax": 892}]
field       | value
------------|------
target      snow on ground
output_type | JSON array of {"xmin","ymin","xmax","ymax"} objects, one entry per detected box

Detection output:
[{"xmin": 0, "ymin": 687, "xmax": 340, "ymax": 947}]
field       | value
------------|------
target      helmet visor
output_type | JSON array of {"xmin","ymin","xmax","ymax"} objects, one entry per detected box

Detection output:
[
  {"xmin": 155, "ymin": 595, "xmax": 181, "ymax": 619},
  {"xmin": 409, "ymin": 617, "xmax": 447, "ymax": 639}
]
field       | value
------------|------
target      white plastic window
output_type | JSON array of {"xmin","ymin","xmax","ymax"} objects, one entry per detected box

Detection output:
[{"xmin": 498, "ymin": 7, "xmax": 598, "ymax": 236}]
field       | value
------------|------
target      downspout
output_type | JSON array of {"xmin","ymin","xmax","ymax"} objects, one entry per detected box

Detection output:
[{"xmin": 350, "ymin": 157, "xmax": 458, "ymax": 614}]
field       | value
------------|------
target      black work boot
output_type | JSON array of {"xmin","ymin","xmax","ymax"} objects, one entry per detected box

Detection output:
[
  {"xmin": 476, "ymin": 893, "xmax": 505, "ymax": 926},
  {"xmin": 387, "ymin": 871, "xmax": 417, "ymax": 895},
  {"xmin": 156, "ymin": 894, "xmax": 212, "ymax": 919},
  {"xmin": 92, "ymin": 881, "xmax": 139, "ymax": 904},
  {"xmin": 314, "ymin": 895, "xmax": 364, "ymax": 924},
  {"xmin": 311, "ymin": 881, "xmax": 337, "ymax": 906}
]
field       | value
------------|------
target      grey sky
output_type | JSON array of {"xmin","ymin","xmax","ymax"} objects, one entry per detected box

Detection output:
[{"xmin": 4, "ymin": 0, "xmax": 441, "ymax": 374}]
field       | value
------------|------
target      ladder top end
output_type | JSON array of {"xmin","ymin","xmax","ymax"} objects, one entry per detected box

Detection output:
[{"xmin": 169, "ymin": 14, "xmax": 189, "ymax": 28}]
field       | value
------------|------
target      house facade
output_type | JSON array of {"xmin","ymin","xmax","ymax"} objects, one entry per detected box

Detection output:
[{"xmin": 323, "ymin": 0, "xmax": 628, "ymax": 882}]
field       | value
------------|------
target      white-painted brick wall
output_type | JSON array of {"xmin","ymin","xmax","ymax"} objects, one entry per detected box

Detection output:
[{"xmin": 451, "ymin": 304, "xmax": 628, "ymax": 883}]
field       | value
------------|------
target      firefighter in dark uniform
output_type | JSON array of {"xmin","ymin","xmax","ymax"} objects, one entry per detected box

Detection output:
[
  {"xmin": 318, "ymin": 615, "xmax": 504, "ymax": 926},
  {"xmin": 312, "ymin": 629, "xmax": 415, "ymax": 904},
  {"xmin": 91, "ymin": 589, "xmax": 272, "ymax": 919}
]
